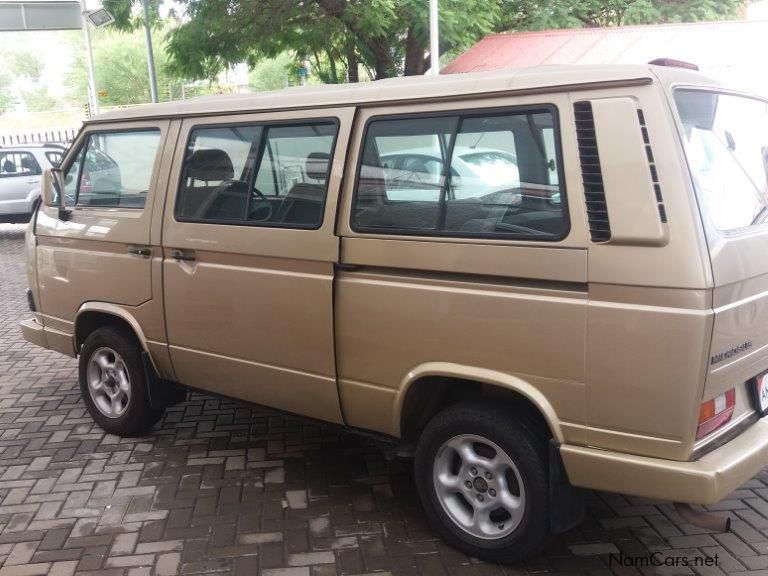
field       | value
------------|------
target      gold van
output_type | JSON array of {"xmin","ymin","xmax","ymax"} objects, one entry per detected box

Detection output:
[{"xmin": 20, "ymin": 61, "xmax": 768, "ymax": 562}]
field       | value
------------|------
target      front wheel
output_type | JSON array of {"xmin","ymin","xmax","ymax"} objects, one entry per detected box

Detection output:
[
  {"xmin": 414, "ymin": 403, "xmax": 550, "ymax": 563},
  {"xmin": 78, "ymin": 326, "xmax": 163, "ymax": 435}
]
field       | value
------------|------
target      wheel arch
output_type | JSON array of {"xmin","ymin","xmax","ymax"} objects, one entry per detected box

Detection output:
[
  {"xmin": 74, "ymin": 303, "xmax": 155, "ymax": 368},
  {"xmin": 395, "ymin": 363, "xmax": 563, "ymax": 444}
]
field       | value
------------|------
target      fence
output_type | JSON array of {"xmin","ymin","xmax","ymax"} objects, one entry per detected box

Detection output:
[{"xmin": 0, "ymin": 128, "xmax": 79, "ymax": 147}]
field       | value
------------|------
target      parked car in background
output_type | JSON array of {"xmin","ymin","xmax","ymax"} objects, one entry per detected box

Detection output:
[{"xmin": 0, "ymin": 144, "xmax": 65, "ymax": 223}]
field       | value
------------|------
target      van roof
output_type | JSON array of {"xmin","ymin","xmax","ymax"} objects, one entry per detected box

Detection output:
[{"xmin": 90, "ymin": 64, "xmax": 716, "ymax": 124}]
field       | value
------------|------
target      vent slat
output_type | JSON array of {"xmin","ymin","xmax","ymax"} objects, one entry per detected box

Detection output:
[
  {"xmin": 638, "ymin": 109, "xmax": 668, "ymax": 225},
  {"xmin": 574, "ymin": 101, "xmax": 610, "ymax": 243}
]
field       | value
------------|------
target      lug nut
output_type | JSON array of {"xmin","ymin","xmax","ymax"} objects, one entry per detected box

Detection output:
[
  {"xmin": 465, "ymin": 481, "xmax": 472, "ymax": 488},
  {"xmin": 477, "ymin": 494, "xmax": 484, "ymax": 502},
  {"xmin": 485, "ymin": 472, "xmax": 492, "ymax": 480},
  {"xmin": 489, "ymin": 489, "xmax": 496, "ymax": 497},
  {"xmin": 471, "ymin": 467, "xmax": 477, "ymax": 475}
]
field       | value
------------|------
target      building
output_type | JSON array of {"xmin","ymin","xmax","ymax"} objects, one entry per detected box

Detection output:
[{"xmin": 443, "ymin": 20, "xmax": 768, "ymax": 96}]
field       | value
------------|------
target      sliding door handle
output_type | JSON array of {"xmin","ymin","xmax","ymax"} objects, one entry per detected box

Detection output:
[{"xmin": 170, "ymin": 249, "xmax": 196, "ymax": 262}]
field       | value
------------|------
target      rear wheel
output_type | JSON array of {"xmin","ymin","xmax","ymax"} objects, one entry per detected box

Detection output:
[
  {"xmin": 78, "ymin": 326, "xmax": 163, "ymax": 435},
  {"xmin": 414, "ymin": 403, "xmax": 550, "ymax": 563}
]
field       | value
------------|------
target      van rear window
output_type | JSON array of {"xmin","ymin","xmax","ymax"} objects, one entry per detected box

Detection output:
[
  {"xmin": 675, "ymin": 90, "xmax": 768, "ymax": 232},
  {"xmin": 351, "ymin": 107, "xmax": 567, "ymax": 241}
]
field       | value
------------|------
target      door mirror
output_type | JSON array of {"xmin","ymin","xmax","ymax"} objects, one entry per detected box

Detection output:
[
  {"xmin": 41, "ymin": 169, "xmax": 60, "ymax": 208},
  {"xmin": 41, "ymin": 168, "xmax": 70, "ymax": 220}
]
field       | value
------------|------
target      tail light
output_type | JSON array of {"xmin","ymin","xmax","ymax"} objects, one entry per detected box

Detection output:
[
  {"xmin": 81, "ymin": 170, "xmax": 92, "ymax": 194},
  {"xmin": 696, "ymin": 388, "xmax": 735, "ymax": 440}
]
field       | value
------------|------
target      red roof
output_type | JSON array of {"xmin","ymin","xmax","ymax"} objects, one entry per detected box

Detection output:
[{"xmin": 443, "ymin": 20, "xmax": 768, "ymax": 95}]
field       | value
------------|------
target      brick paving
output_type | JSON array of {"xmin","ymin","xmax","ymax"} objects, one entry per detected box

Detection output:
[{"xmin": 2, "ymin": 222, "xmax": 768, "ymax": 575}]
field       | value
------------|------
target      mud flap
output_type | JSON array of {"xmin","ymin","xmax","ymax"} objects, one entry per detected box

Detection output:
[
  {"xmin": 142, "ymin": 351, "xmax": 187, "ymax": 409},
  {"xmin": 549, "ymin": 439, "xmax": 586, "ymax": 534}
]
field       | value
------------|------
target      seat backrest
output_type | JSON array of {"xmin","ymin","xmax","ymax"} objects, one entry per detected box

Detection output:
[
  {"xmin": 274, "ymin": 152, "xmax": 331, "ymax": 226},
  {"xmin": 179, "ymin": 149, "xmax": 235, "ymax": 218},
  {"xmin": 2, "ymin": 159, "xmax": 16, "ymax": 173}
]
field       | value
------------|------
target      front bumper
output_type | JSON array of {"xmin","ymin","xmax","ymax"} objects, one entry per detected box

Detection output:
[
  {"xmin": 20, "ymin": 318, "xmax": 76, "ymax": 357},
  {"xmin": 561, "ymin": 415, "xmax": 768, "ymax": 504}
]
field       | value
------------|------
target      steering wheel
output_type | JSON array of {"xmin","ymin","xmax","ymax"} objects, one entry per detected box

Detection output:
[{"xmin": 249, "ymin": 187, "xmax": 273, "ymax": 221}]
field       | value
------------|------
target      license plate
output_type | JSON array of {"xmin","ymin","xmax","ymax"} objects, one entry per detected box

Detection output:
[{"xmin": 753, "ymin": 373, "xmax": 768, "ymax": 415}]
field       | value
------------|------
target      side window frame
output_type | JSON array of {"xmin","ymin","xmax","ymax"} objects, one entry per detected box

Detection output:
[
  {"xmin": 0, "ymin": 151, "xmax": 42, "ymax": 178},
  {"xmin": 66, "ymin": 127, "xmax": 162, "ymax": 209},
  {"xmin": 174, "ymin": 117, "xmax": 340, "ymax": 230},
  {"xmin": 349, "ymin": 104, "xmax": 570, "ymax": 242}
]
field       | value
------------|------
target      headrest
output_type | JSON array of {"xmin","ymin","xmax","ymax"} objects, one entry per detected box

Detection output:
[
  {"xmin": 20, "ymin": 155, "xmax": 36, "ymax": 171},
  {"xmin": 187, "ymin": 148, "xmax": 234, "ymax": 181},
  {"xmin": 305, "ymin": 152, "xmax": 330, "ymax": 181},
  {"xmin": 2, "ymin": 160, "xmax": 16, "ymax": 173}
]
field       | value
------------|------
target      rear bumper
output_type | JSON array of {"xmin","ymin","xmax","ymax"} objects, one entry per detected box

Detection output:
[
  {"xmin": 561, "ymin": 415, "xmax": 768, "ymax": 504},
  {"xmin": 20, "ymin": 318, "xmax": 76, "ymax": 357}
]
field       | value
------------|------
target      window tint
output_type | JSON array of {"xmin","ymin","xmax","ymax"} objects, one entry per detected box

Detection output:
[
  {"xmin": 176, "ymin": 121, "xmax": 337, "ymax": 229},
  {"xmin": 73, "ymin": 130, "xmax": 161, "ymax": 208},
  {"xmin": 352, "ymin": 108, "xmax": 567, "ymax": 240},
  {"xmin": 0, "ymin": 152, "xmax": 41, "ymax": 178}
]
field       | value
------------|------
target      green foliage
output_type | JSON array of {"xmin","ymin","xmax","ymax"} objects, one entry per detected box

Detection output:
[
  {"xmin": 248, "ymin": 53, "xmax": 295, "ymax": 92},
  {"xmin": 101, "ymin": 0, "xmax": 165, "ymax": 32},
  {"xmin": 11, "ymin": 52, "xmax": 43, "ymax": 80},
  {"xmin": 110, "ymin": 0, "xmax": 744, "ymax": 84},
  {"xmin": 67, "ymin": 28, "xmax": 176, "ymax": 106},
  {"xmin": 507, "ymin": 0, "xmax": 742, "ymax": 29},
  {"xmin": 21, "ymin": 85, "xmax": 58, "ymax": 112},
  {"xmin": 0, "ymin": 73, "xmax": 16, "ymax": 114}
]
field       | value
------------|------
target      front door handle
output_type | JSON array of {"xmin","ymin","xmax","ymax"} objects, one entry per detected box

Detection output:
[
  {"xmin": 171, "ymin": 249, "xmax": 196, "ymax": 262},
  {"xmin": 128, "ymin": 246, "xmax": 151, "ymax": 257}
]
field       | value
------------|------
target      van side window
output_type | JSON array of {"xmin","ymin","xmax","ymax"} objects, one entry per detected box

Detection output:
[
  {"xmin": 352, "ymin": 108, "xmax": 568, "ymax": 240},
  {"xmin": 176, "ymin": 121, "xmax": 337, "ymax": 229},
  {"xmin": 74, "ymin": 130, "xmax": 161, "ymax": 209}
]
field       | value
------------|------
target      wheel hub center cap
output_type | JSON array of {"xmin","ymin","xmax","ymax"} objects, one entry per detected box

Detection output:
[{"xmin": 473, "ymin": 477, "xmax": 488, "ymax": 493}]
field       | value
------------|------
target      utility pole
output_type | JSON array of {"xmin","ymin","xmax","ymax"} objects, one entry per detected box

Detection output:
[
  {"xmin": 429, "ymin": 0, "xmax": 439, "ymax": 75},
  {"xmin": 142, "ymin": 0, "xmax": 159, "ymax": 103},
  {"xmin": 80, "ymin": 0, "xmax": 99, "ymax": 113}
]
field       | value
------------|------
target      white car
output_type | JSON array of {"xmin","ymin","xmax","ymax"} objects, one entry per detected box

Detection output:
[
  {"xmin": 0, "ymin": 144, "xmax": 65, "ymax": 223},
  {"xmin": 380, "ymin": 146, "xmax": 521, "ymax": 201}
]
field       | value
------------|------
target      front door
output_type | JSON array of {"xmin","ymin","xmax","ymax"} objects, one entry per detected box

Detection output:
[
  {"xmin": 161, "ymin": 108, "xmax": 354, "ymax": 423},
  {"xmin": 35, "ymin": 122, "xmax": 170, "ymax": 336}
]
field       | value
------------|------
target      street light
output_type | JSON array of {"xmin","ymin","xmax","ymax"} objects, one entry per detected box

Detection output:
[
  {"xmin": 80, "ymin": 0, "xmax": 108, "ymax": 115},
  {"xmin": 141, "ymin": 0, "xmax": 159, "ymax": 103},
  {"xmin": 429, "ymin": 0, "xmax": 439, "ymax": 75}
]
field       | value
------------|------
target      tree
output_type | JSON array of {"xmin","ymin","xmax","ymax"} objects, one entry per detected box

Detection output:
[
  {"xmin": 507, "ymin": 0, "xmax": 742, "ymax": 29},
  {"xmin": 248, "ymin": 53, "xmax": 294, "ymax": 92},
  {"xmin": 108, "ymin": 0, "xmax": 744, "ymax": 84},
  {"xmin": 0, "ymin": 73, "xmax": 16, "ymax": 114},
  {"xmin": 66, "ymin": 28, "xmax": 176, "ymax": 106},
  {"xmin": 11, "ymin": 52, "xmax": 44, "ymax": 81},
  {"xmin": 21, "ymin": 85, "xmax": 58, "ymax": 112}
]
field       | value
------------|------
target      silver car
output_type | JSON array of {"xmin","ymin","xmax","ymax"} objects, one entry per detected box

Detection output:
[{"xmin": 0, "ymin": 144, "xmax": 65, "ymax": 223}]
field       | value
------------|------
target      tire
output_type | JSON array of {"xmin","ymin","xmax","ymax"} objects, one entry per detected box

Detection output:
[
  {"xmin": 78, "ymin": 326, "xmax": 163, "ymax": 435},
  {"xmin": 414, "ymin": 403, "xmax": 550, "ymax": 563}
]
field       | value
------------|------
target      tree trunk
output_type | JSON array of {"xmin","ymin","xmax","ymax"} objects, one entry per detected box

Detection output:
[
  {"xmin": 346, "ymin": 38, "xmax": 359, "ymax": 83},
  {"xmin": 403, "ymin": 28, "xmax": 428, "ymax": 75}
]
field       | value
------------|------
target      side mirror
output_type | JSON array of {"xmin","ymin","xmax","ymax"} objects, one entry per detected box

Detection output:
[{"xmin": 41, "ymin": 169, "xmax": 70, "ymax": 220}]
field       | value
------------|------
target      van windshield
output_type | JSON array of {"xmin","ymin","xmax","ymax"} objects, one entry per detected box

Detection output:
[{"xmin": 675, "ymin": 90, "xmax": 768, "ymax": 231}]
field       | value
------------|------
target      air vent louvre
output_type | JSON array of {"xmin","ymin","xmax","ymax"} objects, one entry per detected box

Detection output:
[
  {"xmin": 574, "ymin": 101, "xmax": 611, "ymax": 242},
  {"xmin": 637, "ymin": 109, "xmax": 668, "ymax": 224}
]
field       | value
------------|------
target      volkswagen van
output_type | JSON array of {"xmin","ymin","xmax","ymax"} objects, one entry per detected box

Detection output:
[{"xmin": 20, "ymin": 61, "xmax": 768, "ymax": 562}]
